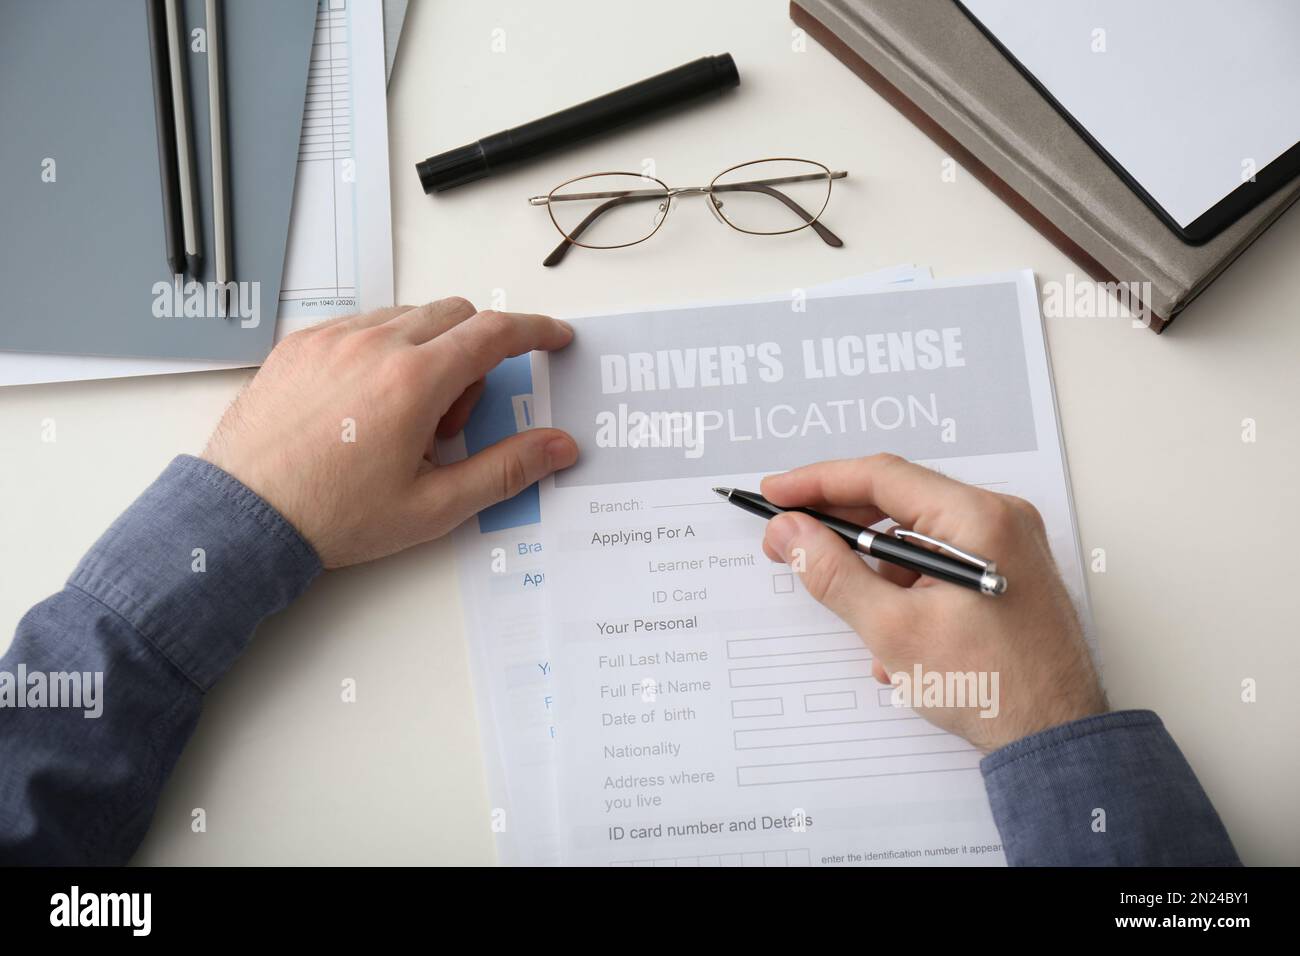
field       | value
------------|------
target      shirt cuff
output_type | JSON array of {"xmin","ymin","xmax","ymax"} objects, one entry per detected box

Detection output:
[
  {"xmin": 68, "ymin": 455, "xmax": 322, "ymax": 691},
  {"xmin": 980, "ymin": 710, "xmax": 1239, "ymax": 866}
]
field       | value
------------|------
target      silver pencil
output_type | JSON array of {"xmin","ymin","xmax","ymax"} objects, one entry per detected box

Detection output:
[
  {"xmin": 206, "ymin": 0, "xmax": 232, "ymax": 293},
  {"xmin": 164, "ymin": 0, "xmax": 203, "ymax": 277}
]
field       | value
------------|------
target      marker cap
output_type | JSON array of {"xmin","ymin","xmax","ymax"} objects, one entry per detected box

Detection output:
[{"xmin": 416, "ymin": 142, "xmax": 489, "ymax": 194}]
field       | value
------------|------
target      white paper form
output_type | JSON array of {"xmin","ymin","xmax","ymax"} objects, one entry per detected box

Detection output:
[
  {"xmin": 532, "ymin": 271, "xmax": 1091, "ymax": 867},
  {"xmin": 440, "ymin": 267, "xmax": 933, "ymax": 866},
  {"xmin": 277, "ymin": 0, "xmax": 393, "ymax": 332},
  {"xmin": 0, "ymin": 0, "xmax": 392, "ymax": 387}
]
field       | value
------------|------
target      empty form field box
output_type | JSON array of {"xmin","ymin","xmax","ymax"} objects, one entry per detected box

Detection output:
[
  {"xmin": 612, "ymin": 849, "xmax": 811, "ymax": 867},
  {"xmin": 805, "ymin": 690, "xmax": 857, "ymax": 713},
  {"xmin": 731, "ymin": 697, "xmax": 784, "ymax": 718},
  {"xmin": 734, "ymin": 716, "xmax": 933, "ymax": 750},
  {"xmin": 728, "ymin": 654, "xmax": 872, "ymax": 688},
  {"xmin": 736, "ymin": 747, "xmax": 983, "ymax": 786},
  {"xmin": 727, "ymin": 630, "xmax": 861, "ymax": 658}
]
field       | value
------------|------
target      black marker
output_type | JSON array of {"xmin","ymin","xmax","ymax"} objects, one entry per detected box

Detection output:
[
  {"xmin": 146, "ymin": 0, "xmax": 183, "ymax": 276},
  {"xmin": 416, "ymin": 54, "xmax": 740, "ymax": 193},
  {"xmin": 714, "ymin": 487, "xmax": 1008, "ymax": 597}
]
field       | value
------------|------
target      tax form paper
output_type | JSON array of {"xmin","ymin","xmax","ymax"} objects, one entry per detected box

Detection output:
[{"xmin": 532, "ymin": 271, "xmax": 1091, "ymax": 867}]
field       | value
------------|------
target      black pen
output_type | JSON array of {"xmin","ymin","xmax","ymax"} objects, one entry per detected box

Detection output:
[
  {"xmin": 146, "ymin": 0, "xmax": 183, "ymax": 276},
  {"xmin": 714, "ymin": 487, "xmax": 1008, "ymax": 597}
]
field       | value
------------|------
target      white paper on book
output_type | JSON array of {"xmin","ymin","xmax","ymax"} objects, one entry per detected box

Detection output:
[{"xmin": 961, "ymin": 0, "xmax": 1300, "ymax": 230}]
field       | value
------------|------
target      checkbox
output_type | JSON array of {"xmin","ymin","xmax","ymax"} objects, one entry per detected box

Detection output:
[{"xmin": 772, "ymin": 572, "xmax": 794, "ymax": 594}]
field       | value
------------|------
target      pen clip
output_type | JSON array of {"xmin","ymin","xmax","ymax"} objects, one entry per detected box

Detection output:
[{"xmin": 889, "ymin": 528, "xmax": 997, "ymax": 574}]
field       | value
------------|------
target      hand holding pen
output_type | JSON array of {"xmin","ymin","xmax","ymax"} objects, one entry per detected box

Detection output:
[
  {"xmin": 748, "ymin": 454, "xmax": 1106, "ymax": 753},
  {"xmin": 716, "ymin": 486, "xmax": 1007, "ymax": 596}
]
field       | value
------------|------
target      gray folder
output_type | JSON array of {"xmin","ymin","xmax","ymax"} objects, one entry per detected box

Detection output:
[
  {"xmin": 0, "ymin": 0, "xmax": 317, "ymax": 360},
  {"xmin": 792, "ymin": 0, "xmax": 1300, "ymax": 331}
]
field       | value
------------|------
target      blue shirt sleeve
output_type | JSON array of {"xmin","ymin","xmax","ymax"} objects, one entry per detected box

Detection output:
[
  {"xmin": 981, "ymin": 709, "xmax": 1240, "ymax": 865},
  {"xmin": 1, "ymin": 457, "xmax": 1240, "ymax": 867},
  {"xmin": 0, "ymin": 455, "xmax": 320, "ymax": 864}
]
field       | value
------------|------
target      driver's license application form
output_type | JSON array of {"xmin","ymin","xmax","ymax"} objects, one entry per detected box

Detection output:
[{"xmin": 531, "ymin": 271, "xmax": 1090, "ymax": 866}]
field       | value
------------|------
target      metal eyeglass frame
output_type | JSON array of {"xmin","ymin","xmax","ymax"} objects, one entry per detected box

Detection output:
[{"xmin": 527, "ymin": 159, "xmax": 849, "ymax": 267}]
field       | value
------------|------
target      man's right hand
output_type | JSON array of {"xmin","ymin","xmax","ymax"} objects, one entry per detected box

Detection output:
[{"xmin": 759, "ymin": 454, "xmax": 1106, "ymax": 753}]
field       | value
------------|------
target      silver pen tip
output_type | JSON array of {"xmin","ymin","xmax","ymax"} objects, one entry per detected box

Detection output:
[{"xmin": 712, "ymin": 487, "xmax": 732, "ymax": 498}]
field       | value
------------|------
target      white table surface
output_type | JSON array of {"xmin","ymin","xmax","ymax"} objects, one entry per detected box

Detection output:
[{"xmin": 1, "ymin": 0, "xmax": 1297, "ymax": 866}]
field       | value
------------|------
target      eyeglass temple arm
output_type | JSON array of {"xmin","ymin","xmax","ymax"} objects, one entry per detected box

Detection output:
[
  {"xmin": 543, "ymin": 192, "xmax": 664, "ymax": 267},
  {"xmin": 714, "ymin": 183, "xmax": 843, "ymax": 247}
]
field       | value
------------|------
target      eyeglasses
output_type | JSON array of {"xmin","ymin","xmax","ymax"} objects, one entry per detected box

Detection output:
[{"xmin": 528, "ymin": 158, "xmax": 848, "ymax": 267}]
